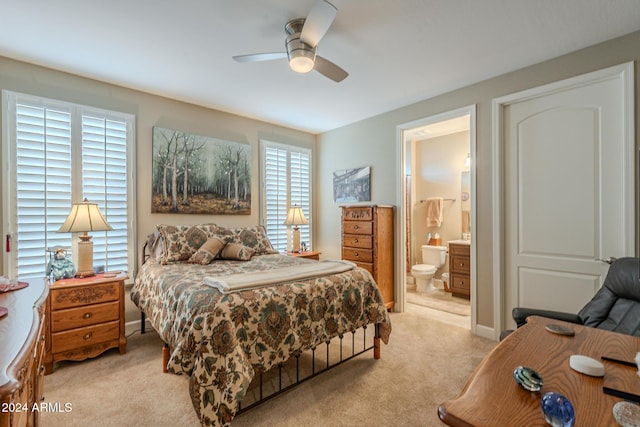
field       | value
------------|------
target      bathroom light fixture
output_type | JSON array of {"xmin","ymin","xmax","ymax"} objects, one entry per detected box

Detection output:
[
  {"xmin": 284, "ymin": 205, "xmax": 309, "ymax": 252},
  {"xmin": 464, "ymin": 153, "xmax": 471, "ymax": 168}
]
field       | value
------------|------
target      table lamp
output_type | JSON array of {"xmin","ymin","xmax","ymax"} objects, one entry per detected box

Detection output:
[
  {"xmin": 58, "ymin": 198, "xmax": 112, "ymax": 278},
  {"xmin": 283, "ymin": 205, "xmax": 308, "ymax": 253}
]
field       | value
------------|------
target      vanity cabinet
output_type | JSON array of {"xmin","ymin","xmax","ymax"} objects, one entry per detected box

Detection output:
[
  {"xmin": 449, "ymin": 242, "xmax": 470, "ymax": 299},
  {"xmin": 341, "ymin": 205, "xmax": 394, "ymax": 310}
]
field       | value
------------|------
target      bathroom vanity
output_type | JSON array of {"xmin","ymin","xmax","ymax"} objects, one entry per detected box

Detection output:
[{"xmin": 448, "ymin": 241, "xmax": 470, "ymax": 299}]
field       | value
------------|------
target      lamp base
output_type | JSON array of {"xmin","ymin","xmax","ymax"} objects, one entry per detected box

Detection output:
[
  {"xmin": 291, "ymin": 226, "xmax": 301, "ymax": 253},
  {"xmin": 76, "ymin": 239, "xmax": 95, "ymax": 278}
]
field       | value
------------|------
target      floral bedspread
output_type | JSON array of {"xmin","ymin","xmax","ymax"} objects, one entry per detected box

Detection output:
[{"xmin": 131, "ymin": 254, "xmax": 391, "ymax": 426}]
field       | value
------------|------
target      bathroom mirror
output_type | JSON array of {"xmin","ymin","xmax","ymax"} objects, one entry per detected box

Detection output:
[{"xmin": 461, "ymin": 171, "xmax": 470, "ymax": 238}]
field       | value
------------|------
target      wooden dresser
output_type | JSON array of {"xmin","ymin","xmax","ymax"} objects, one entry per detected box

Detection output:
[
  {"xmin": 0, "ymin": 279, "xmax": 48, "ymax": 427},
  {"xmin": 448, "ymin": 242, "xmax": 470, "ymax": 299},
  {"xmin": 45, "ymin": 272, "xmax": 127, "ymax": 374},
  {"xmin": 341, "ymin": 205, "xmax": 394, "ymax": 310}
]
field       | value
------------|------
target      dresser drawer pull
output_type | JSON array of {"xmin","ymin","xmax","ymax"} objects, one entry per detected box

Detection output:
[
  {"xmin": 459, "ymin": 262, "xmax": 465, "ymax": 267},
  {"xmin": 83, "ymin": 312, "xmax": 92, "ymax": 319},
  {"xmin": 354, "ymin": 238, "xmax": 359, "ymax": 243},
  {"xmin": 353, "ymin": 225, "xmax": 359, "ymax": 230},
  {"xmin": 354, "ymin": 252, "xmax": 359, "ymax": 257},
  {"xmin": 83, "ymin": 332, "xmax": 93, "ymax": 341}
]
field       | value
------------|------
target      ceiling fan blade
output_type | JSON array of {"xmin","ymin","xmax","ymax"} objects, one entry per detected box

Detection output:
[
  {"xmin": 314, "ymin": 55, "xmax": 348, "ymax": 82},
  {"xmin": 300, "ymin": 0, "xmax": 337, "ymax": 48},
  {"xmin": 232, "ymin": 52, "xmax": 287, "ymax": 63}
]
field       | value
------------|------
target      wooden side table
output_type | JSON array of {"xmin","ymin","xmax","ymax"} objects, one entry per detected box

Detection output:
[
  {"xmin": 45, "ymin": 272, "xmax": 128, "ymax": 374},
  {"xmin": 287, "ymin": 251, "xmax": 321, "ymax": 260}
]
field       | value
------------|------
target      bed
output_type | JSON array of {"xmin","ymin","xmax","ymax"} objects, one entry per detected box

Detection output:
[{"xmin": 131, "ymin": 224, "xmax": 392, "ymax": 426}]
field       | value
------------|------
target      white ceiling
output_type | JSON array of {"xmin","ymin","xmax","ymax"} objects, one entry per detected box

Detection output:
[{"xmin": 2, "ymin": 0, "xmax": 640, "ymax": 134}]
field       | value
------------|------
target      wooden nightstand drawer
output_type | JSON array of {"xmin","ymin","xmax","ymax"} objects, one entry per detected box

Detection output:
[
  {"xmin": 343, "ymin": 234, "xmax": 373, "ymax": 249},
  {"xmin": 342, "ymin": 221, "xmax": 373, "ymax": 235},
  {"xmin": 51, "ymin": 320, "xmax": 120, "ymax": 353},
  {"xmin": 51, "ymin": 282, "xmax": 119, "ymax": 310},
  {"xmin": 51, "ymin": 301, "xmax": 119, "ymax": 332},
  {"xmin": 342, "ymin": 247, "xmax": 373, "ymax": 263}
]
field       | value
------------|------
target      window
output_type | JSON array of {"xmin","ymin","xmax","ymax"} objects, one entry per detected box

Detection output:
[
  {"xmin": 260, "ymin": 140, "xmax": 311, "ymax": 253},
  {"xmin": 2, "ymin": 91, "xmax": 135, "ymax": 279}
]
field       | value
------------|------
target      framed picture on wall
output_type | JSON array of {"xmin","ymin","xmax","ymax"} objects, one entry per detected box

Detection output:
[
  {"xmin": 333, "ymin": 166, "xmax": 371, "ymax": 203},
  {"xmin": 151, "ymin": 126, "xmax": 251, "ymax": 214}
]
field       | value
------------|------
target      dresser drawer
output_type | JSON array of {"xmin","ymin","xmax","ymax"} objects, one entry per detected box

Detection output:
[
  {"xmin": 354, "ymin": 261, "xmax": 373, "ymax": 276},
  {"xmin": 51, "ymin": 301, "xmax": 119, "ymax": 332},
  {"xmin": 342, "ymin": 206, "xmax": 373, "ymax": 221},
  {"xmin": 450, "ymin": 273, "xmax": 470, "ymax": 296},
  {"xmin": 450, "ymin": 255, "xmax": 470, "ymax": 274},
  {"xmin": 342, "ymin": 248, "xmax": 373, "ymax": 263},
  {"xmin": 51, "ymin": 320, "xmax": 120, "ymax": 353},
  {"xmin": 342, "ymin": 234, "xmax": 373, "ymax": 249},
  {"xmin": 51, "ymin": 282, "xmax": 119, "ymax": 310},
  {"xmin": 342, "ymin": 221, "xmax": 373, "ymax": 235}
]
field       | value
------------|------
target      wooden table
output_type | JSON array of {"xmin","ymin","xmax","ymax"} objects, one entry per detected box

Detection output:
[{"xmin": 438, "ymin": 316, "xmax": 640, "ymax": 426}]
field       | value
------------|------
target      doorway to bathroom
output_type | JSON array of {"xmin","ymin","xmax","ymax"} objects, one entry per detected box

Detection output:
[{"xmin": 396, "ymin": 105, "xmax": 476, "ymax": 332}]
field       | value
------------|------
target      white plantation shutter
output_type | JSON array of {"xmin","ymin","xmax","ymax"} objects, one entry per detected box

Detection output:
[
  {"xmin": 81, "ymin": 114, "xmax": 129, "ymax": 272},
  {"xmin": 261, "ymin": 141, "xmax": 312, "ymax": 253},
  {"xmin": 14, "ymin": 103, "xmax": 73, "ymax": 277},
  {"xmin": 4, "ymin": 91, "xmax": 134, "ymax": 279}
]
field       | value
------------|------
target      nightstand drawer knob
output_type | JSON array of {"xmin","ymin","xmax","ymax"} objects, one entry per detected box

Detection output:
[
  {"xmin": 83, "ymin": 332, "xmax": 93, "ymax": 341},
  {"xmin": 354, "ymin": 239, "xmax": 359, "ymax": 243},
  {"xmin": 83, "ymin": 312, "xmax": 92, "ymax": 319}
]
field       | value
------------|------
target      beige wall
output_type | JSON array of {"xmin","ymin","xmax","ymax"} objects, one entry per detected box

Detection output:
[
  {"xmin": 0, "ymin": 57, "xmax": 316, "ymax": 324},
  {"xmin": 317, "ymin": 30, "xmax": 640, "ymax": 330}
]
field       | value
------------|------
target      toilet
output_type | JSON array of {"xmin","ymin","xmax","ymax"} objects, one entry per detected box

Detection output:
[{"xmin": 411, "ymin": 245, "xmax": 447, "ymax": 293}]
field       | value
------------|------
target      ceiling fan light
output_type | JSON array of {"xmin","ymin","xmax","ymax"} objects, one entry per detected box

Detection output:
[{"xmin": 290, "ymin": 55, "xmax": 315, "ymax": 73}]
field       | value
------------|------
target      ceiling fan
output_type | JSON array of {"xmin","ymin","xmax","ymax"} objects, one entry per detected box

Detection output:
[{"xmin": 232, "ymin": 0, "xmax": 348, "ymax": 82}]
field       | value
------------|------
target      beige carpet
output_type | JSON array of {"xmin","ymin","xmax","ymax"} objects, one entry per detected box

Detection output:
[
  {"xmin": 42, "ymin": 304, "xmax": 495, "ymax": 427},
  {"xmin": 406, "ymin": 289, "xmax": 470, "ymax": 316}
]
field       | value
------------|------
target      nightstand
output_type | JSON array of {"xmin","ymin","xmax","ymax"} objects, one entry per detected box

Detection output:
[
  {"xmin": 287, "ymin": 251, "xmax": 321, "ymax": 260},
  {"xmin": 45, "ymin": 272, "xmax": 128, "ymax": 374}
]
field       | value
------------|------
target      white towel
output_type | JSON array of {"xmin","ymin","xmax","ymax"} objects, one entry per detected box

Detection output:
[
  {"xmin": 203, "ymin": 259, "xmax": 357, "ymax": 294},
  {"xmin": 425, "ymin": 197, "xmax": 443, "ymax": 227}
]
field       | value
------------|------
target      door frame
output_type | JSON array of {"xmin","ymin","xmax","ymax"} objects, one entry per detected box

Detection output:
[
  {"xmin": 491, "ymin": 62, "xmax": 635, "ymax": 339},
  {"xmin": 395, "ymin": 104, "xmax": 477, "ymax": 333}
]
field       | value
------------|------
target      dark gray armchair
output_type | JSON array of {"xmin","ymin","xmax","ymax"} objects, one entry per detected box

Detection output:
[{"xmin": 506, "ymin": 257, "xmax": 640, "ymax": 338}]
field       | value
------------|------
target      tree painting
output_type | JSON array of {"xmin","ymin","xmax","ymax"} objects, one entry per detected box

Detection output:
[{"xmin": 151, "ymin": 127, "xmax": 251, "ymax": 214}]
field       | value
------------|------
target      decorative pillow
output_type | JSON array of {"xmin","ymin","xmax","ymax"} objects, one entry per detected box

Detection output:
[
  {"xmin": 220, "ymin": 243, "xmax": 254, "ymax": 261},
  {"xmin": 157, "ymin": 223, "xmax": 219, "ymax": 263},
  {"xmin": 145, "ymin": 230, "xmax": 165, "ymax": 260},
  {"xmin": 189, "ymin": 236, "xmax": 228, "ymax": 265},
  {"xmin": 217, "ymin": 225, "xmax": 278, "ymax": 255}
]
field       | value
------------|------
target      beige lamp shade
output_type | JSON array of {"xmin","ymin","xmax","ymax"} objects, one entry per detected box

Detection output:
[
  {"xmin": 58, "ymin": 198, "xmax": 112, "ymax": 278},
  {"xmin": 283, "ymin": 205, "xmax": 308, "ymax": 253}
]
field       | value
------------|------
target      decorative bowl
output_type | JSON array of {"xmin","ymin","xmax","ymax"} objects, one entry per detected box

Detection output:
[{"xmin": 613, "ymin": 401, "xmax": 640, "ymax": 427}]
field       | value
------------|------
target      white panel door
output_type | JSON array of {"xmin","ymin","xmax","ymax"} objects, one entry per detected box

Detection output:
[{"xmin": 503, "ymin": 65, "xmax": 634, "ymax": 329}]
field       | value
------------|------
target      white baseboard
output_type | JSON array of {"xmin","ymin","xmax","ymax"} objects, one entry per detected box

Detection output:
[
  {"xmin": 474, "ymin": 323, "xmax": 497, "ymax": 341},
  {"xmin": 125, "ymin": 318, "xmax": 153, "ymax": 336}
]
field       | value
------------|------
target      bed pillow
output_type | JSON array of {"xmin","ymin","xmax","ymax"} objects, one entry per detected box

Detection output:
[
  {"xmin": 189, "ymin": 236, "xmax": 228, "ymax": 265},
  {"xmin": 157, "ymin": 223, "xmax": 219, "ymax": 263},
  {"xmin": 218, "ymin": 225, "xmax": 278, "ymax": 255},
  {"xmin": 220, "ymin": 243, "xmax": 254, "ymax": 261},
  {"xmin": 144, "ymin": 230, "xmax": 163, "ymax": 260}
]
